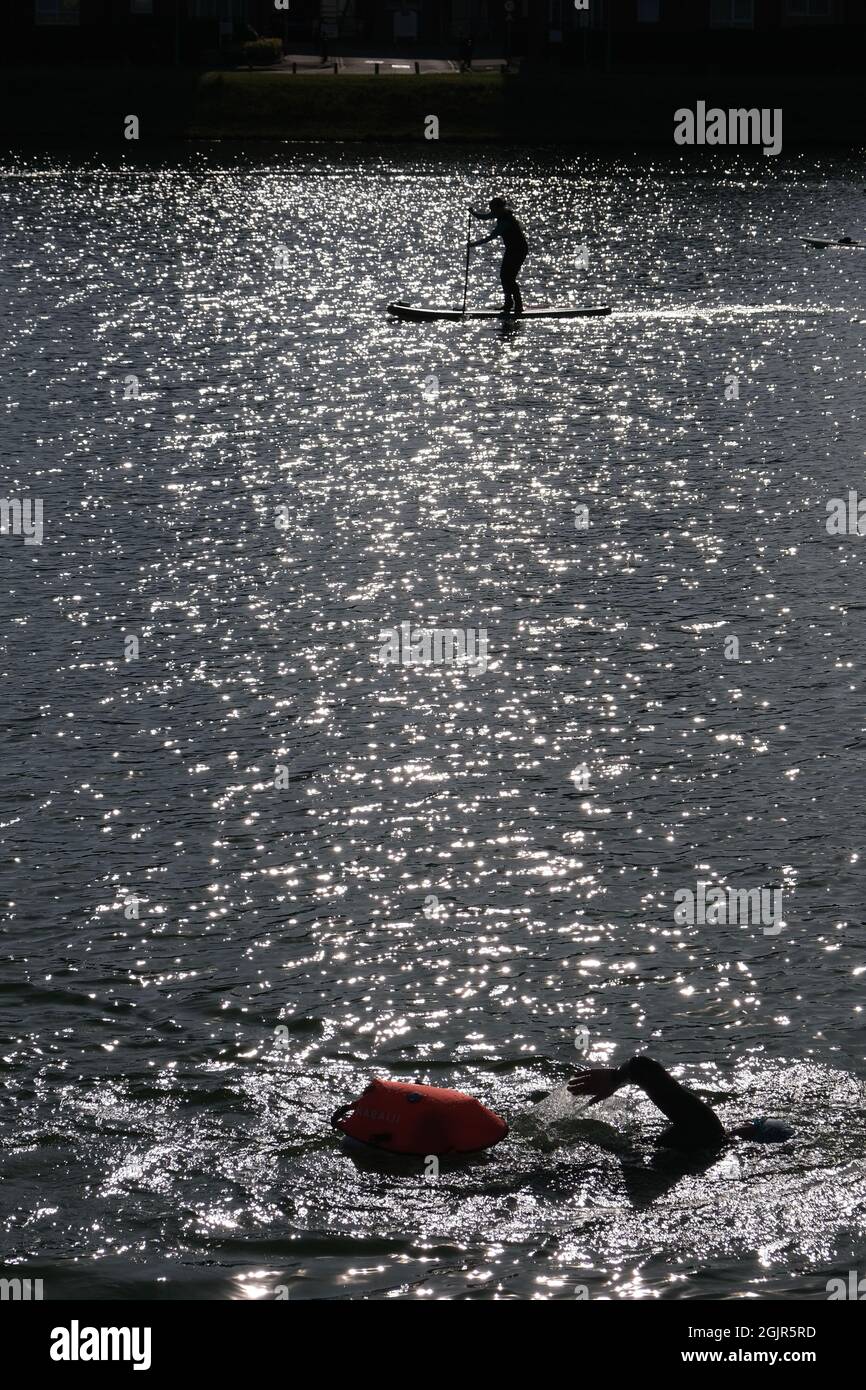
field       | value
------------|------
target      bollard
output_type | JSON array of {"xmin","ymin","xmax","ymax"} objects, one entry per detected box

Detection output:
[
  {"xmin": 292, "ymin": 61, "xmax": 297, "ymax": 74},
  {"xmin": 333, "ymin": 61, "xmax": 338, "ymax": 74},
  {"xmin": 415, "ymin": 60, "xmax": 420, "ymax": 74},
  {"xmin": 374, "ymin": 62, "xmax": 379, "ymax": 74}
]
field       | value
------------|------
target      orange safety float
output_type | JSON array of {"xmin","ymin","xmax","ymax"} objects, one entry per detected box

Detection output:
[{"xmin": 331, "ymin": 1078, "xmax": 508, "ymax": 1156}]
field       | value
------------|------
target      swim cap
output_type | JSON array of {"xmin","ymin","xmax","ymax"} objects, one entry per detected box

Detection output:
[{"xmin": 748, "ymin": 1116, "xmax": 793, "ymax": 1143}]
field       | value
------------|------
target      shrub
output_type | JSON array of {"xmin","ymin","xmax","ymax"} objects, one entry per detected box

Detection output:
[{"xmin": 229, "ymin": 37, "xmax": 283, "ymax": 68}]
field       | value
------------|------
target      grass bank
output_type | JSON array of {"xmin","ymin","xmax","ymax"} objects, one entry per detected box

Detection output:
[{"xmin": 191, "ymin": 72, "xmax": 505, "ymax": 141}]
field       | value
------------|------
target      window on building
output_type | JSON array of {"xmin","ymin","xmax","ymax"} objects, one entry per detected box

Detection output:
[
  {"xmin": 638, "ymin": 0, "xmax": 661, "ymax": 21},
  {"xmin": 187, "ymin": 0, "xmax": 255, "ymax": 13},
  {"xmin": 785, "ymin": 0, "xmax": 832, "ymax": 16},
  {"xmin": 710, "ymin": 0, "xmax": 755, "ymax": 26},
  {"xmin": 34, "ymin": 0, "xmax": 81, "ymax": 24}
]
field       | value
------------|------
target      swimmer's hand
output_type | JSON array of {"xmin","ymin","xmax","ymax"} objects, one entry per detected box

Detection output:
[{"xmin": 567, "ymin": 1067, "xmax": 625, "ymax": 1106}]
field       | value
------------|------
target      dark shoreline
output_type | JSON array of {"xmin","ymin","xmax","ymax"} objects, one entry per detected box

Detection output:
[{"xmin": 1, "ymin": 68, "xmax": 864, "ymax": 148}]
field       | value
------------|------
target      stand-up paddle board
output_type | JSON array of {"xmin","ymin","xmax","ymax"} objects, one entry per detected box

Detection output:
[
  {"xmin": 801, "ymin": 235, "xmax": 865, "ymax": 249},
  {"xmin": 387, "ymin": 301, "xmax": 611, "ymax": 322}
]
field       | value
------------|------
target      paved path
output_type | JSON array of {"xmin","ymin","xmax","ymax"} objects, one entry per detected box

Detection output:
[{"xmin": 276, "ymin": 54, "xmax": 508, "ymax": 75}]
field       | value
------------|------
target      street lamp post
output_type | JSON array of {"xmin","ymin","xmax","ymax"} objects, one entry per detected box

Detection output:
[{"xmin": 504, "ymin": 1, "xmax": 514, "ymax": 67}]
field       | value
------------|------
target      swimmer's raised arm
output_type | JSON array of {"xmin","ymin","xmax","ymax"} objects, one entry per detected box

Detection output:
[
  {"xmin": 568, "ymin": 1055, "xmax": 725, "ymax": 1150},
  {"xmin": 566, "ymin": 1064, "xmax": 626, "ymax": 1107}
]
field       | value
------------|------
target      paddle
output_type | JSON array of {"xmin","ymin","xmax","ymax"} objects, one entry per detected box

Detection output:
[{"xmin": 461, "ymin": 207, "xmax": 472, "ymax": 316}]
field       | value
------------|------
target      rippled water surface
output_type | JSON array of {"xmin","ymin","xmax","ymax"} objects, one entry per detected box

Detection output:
[{"xmin": 1, "ymin": 145, "xmax": 865, "ymax": 1300}]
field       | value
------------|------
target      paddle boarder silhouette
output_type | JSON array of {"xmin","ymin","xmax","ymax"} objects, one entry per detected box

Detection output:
[{"xmin": 470, "ymin": 196, "xmax": 529, "ymax": 316}]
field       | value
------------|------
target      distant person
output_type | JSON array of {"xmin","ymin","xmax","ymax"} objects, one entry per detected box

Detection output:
[
  {"xmin": 568, "ymin": 1055, "xmax": 793, "ymax": 1151},
  {"xmin": 469, "ymin": 196, "xmax": 529, "ymax": 316}
]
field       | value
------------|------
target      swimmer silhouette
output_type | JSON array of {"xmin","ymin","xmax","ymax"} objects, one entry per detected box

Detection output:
[
  {"xmin": 568, "ymin": 1056, "xmax": 793, "ymax": 1151},
  {"xmin": 469, "ymin": 196, "xmax": 529, "ymax": 316}
]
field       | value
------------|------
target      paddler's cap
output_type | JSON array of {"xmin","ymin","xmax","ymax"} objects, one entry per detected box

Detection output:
[{"xmin": 489, "ymin": 196, "xmax": 509, "ymax": 212}]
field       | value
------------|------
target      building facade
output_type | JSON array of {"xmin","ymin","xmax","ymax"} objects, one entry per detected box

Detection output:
[{"xmin": 13, "ymin": 0, "xmax": 866, "ymax": 66}]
